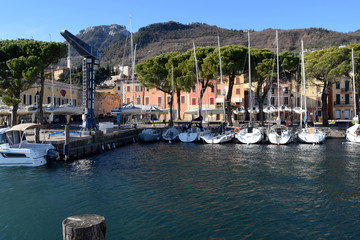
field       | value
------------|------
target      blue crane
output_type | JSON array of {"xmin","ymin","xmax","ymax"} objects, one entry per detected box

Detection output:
[{"xmin": 60, "ymin": 29, "xmax": 100, "ymax": 130}]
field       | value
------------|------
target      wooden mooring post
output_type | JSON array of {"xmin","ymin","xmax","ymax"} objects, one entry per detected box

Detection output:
[{"xmin": 62, "ymin": 214, "xmax": 106, "ymax": 240}]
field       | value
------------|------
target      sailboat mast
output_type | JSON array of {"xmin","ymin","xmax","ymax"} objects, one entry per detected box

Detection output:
[
  {"xmin": 51, "ymin": 66, "xmax": 55, "ymax": 106},
  {"xmin": 300, "ymin": 40, "xmax": 306, "ymax": 128},
  {"xmin": 248, "ymin": 31, "xmax": 252, "ymax": 124},
  {"xmin": 352, "ymin": 48, "xmax": 357, "ymax": 122},
  {"xmin": 193, "ymin": 41, "xmax": 202, "ymax": 117},
  {"xmin": 130, "ymin": 17, "xmax": 135, "ymax": 104},
  {"xmin": 276, "ymin": 30, "xmax": 280, "ymax": 122},
  {"xmin": 218, "ymin": 35, "xmax": 226, "ymax": 122}
]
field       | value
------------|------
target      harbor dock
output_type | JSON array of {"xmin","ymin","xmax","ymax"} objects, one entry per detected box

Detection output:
[{"xmin": 25, "ymin": 121, "xmax": 349, "ymax": 162}]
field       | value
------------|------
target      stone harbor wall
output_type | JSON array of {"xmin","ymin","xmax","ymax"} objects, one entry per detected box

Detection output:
[{"xmin": 94, "ymin": 92, "xmax": 122, "ymax": 117}]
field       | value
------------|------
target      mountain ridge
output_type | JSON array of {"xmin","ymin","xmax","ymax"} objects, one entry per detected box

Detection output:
[{"xmin": 68, "ymin": 21, "xmax": 360, "ymax": 68}]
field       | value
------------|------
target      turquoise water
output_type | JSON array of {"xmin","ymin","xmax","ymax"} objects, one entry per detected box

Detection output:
[{"xmin": 0, "ymin": 140, "xmax": 360, "ymax": 239}]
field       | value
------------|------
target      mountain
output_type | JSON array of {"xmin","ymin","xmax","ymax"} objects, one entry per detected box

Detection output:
[
  {"xmin": 76, "ymin": 24, "xmax": 130, "ymax": 50},
  {"xmin": 66, "ymin": 21, "xmax": 360, "ymax": 68}
]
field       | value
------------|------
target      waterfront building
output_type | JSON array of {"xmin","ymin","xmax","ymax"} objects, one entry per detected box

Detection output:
[
  {"xmin": 116, "ymin": 75, "xmax": 245, "ymax": 121},
  {"xmin": 330, "ymin": 77, "xmax": 357, "ymax": 120}
]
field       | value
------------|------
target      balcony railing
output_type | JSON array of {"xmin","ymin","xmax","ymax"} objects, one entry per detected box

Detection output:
[{"xmin": 334, "ymin": 101, "xmax": 353, "ymax": 106}]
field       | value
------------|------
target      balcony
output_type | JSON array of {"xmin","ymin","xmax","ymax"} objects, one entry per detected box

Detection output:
[
  {"xmin": 341, "ymin": 88, "xmax": 352, "ymax": 93},
  {"xmin": 334, "ymin": 101, "xmax": 353, "ymax": 107}
]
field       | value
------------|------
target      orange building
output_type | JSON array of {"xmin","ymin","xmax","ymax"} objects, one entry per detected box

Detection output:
[{"xmin": 115, "ymin": 75, "xmax": 245, "ymax": 121}]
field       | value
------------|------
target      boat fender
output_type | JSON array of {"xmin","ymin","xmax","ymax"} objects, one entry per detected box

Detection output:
[
  {"xmin": 234, "ymin": 127, "xmax": 240, "ymax": 134},
  {"xmin": 112, "ymin": 143, "xmax": 116, "ymax": 149},
  {"xmin": 107, "ymin": 144, "xmax": 111, "ymax": 150},
  {"xmin": 101, "ymin": 144, "xmax": 105, "ymax": 151}
]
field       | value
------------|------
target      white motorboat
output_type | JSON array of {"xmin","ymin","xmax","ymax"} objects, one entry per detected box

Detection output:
[
  {"xmin": 0, "ymin": 123, "xmax": 57, "ymax": 167},
  {"xmin": 297, "ymin": 127, "xmax": 325, "ymax": 144},
  {"xmin": 235, "ymin": 126, "xmax": 263, "ymax": 144},
  {"xmin": 138, "ymin": 128, "xmax": 162, "ymax": 142},
  {"xmin": 44, "ymin": 104, "xmax": 82, "ymax": 115},
  {"xmin": 267, "ymin": 124, "xmax": 293, "ymax": 145},
  {"xmin": 346, "ymin": 123, "xmax": 360, "ymax": 143},
  {"xmin": 162, "ymin": 126, "xmax": 180, "ymax": 142}
]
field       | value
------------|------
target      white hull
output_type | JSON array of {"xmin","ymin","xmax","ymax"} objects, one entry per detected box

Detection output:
[
  {"xmin": 267, "ymin": 125, "xmax": 293, "ymax": 145},
  {"xmin": 297, "ymin": 128, "xmax": 325, "ymax": 144},
  {"xmin": 162, "ymin": 127, "xmax": 180, "ymax": 141},
  {"xmin": 346, "ymin": 124, "xmax": 360, "ymax": 143},
  {"xmin": 179, "ymin": 127, "xmax": 210, "ymax": 143},
  {"xmin": 235, "ymin": 127, "xmax": 263, "ymax": 144},
  {"xmin": 0, "ymin": 142, "xmax": 54, "ymax": 166},
  {"xmin": 200, "ymin": 131, "xmax": 234, "ymax": 144},
  {"xmin": 138, "ymin": 129, "xmax": 161, "ymax": 142},
  {"xmin": 44, "ymin": 105, "xmax": 82, "ymax": 115}
]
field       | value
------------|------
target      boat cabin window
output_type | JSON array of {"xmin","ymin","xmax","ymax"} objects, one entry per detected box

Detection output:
[
  {"xmin": 5, "ymin": 131, "xmax": 23, "ymax": 145},
  {"xmin": 0, "ymin": 133, "xmax": 7, "ymax": 144}
]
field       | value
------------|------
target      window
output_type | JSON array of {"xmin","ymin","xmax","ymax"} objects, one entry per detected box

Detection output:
[
  {"xmin": 167, "ymin": 96, "xmax": 171, "ymax": 105},
  {"xmin": 72, "ymin": 99, "xmax": 77, "ymax": 106},
  {"xmin": 317, "ymin": 97, "xmax": 321, "ymax": 107},
  {"xmin": 145, "ymin": 97, "xmax": 150, "ymax": 105},
  {"xmin": 157, "ymin": 96, "xmax": 162, "ymax": 106},
  {"xmin": 284, "ymin": 97, "xmax": 289, "ymax": 105},
  {"xmin": 136, "ymin": 86, "xmax": 141, "ymax": 92},
  {"xmin": 316, "ymin": 85, "xmax": 320, "ymax": 93},
  {"xmin": 126, "ymin": 98, "xmax": 130, "ymax": 103},
  {"xmin": 136, "ymin": 96, "xmax": 141, "ymax": 105},
  {"xmin": 180, "ymin": 96, "xmax": 186, "ymax": 104},
  {"xmin": 191, "ymin": 98, "xmax": 197, "ymax": 105},
  {"xmin": 336, "ymin": 110, "xmax": 341, "ymax": 119},
  {"xmin": 54, "ymin": 97, "xmax": 60, "ymax": 106},
  {"xmin": 271, "ymin": 97, "xmax": 275, "ymax": 105},
  {"xmin": 264, "ymin": 98, "xmax": 268, "ymax": 105},
  {"xmin": 235, "ymin": 77, "xmax": 240, "ymax": 84},
  {"xmin": 211, "ymin": 86, "xmax": 215, "ymax": 93},
  {"xmin": 47, "ymin": 96, "xmax": 51, "ymax": 104},
  {"xmin": 345, "ymin": 94, "xmax": 350, "ymax": 104},
  {"xmin": 191, "ymin": 86, "xmax": 196, "ymax": 93},
  {"xmin": 345, "ymin": 81, "xmax": 350, "ymax": 91},
  {"xmin": 117, "ymin": 86, "xmax": 121, "ymax": 91},
  {"xmin": 271, "ymin": 88, "xmax": 275, "ymax": 94},
  {"xmin": 23, "ymin": 94, "xmax": 32, "ymax": 105},
  {"xmin": 336, "ymin": 94, "xmax": 340, "ymax": 104},
  {"xmin": 283, "ymin": 87, "xmax": 288, "ymax": 94},
  {"xmin": 236, "ymin": 88, "xmax": 240, "ymax": 95},
  {"xmin": 126, "ymin": 86, "xmax": 131, "ymax": 92},
  {"xmin": 345, "ymin": 109, "xmax": 350, "ymax": 119},
  {"xmin": 62, "ymin": 97, "xmax": 68, "ymax": 104},
  {"xmin": 210, "ymin": 97, "xmax": 215, "ymax": 105},
  {"xmin": 217, "ymin": 89, "xmax": 221, "ymax": 95},
  {"xmin": 336, "ymin": 82, "xmax": 340, "ymax": 89}
]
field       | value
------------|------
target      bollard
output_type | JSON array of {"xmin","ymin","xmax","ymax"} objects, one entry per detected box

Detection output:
[{"xmin": 62, "ymin": 214, "xmax": 106, "ymax": 240}]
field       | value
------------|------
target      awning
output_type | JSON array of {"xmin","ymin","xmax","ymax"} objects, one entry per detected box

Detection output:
[{"xmin": 6, "ymin": 123, "xmax": 43, "ymax": 132}]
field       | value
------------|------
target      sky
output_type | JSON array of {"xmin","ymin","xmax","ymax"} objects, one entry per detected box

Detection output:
[{"xmin": 2, "ymin": 0, "xmax": 360, "ymax": 43}]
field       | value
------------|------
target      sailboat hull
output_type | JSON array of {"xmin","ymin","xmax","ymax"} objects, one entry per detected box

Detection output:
[
  {"xmin": 297, "ymin": 128, "xmax": 325, "ymax": 144},
  {"xmin": 235, "ymin": 127, "xmax": 263, "ymax": 144},
  {"xmin": 200, "ymin": 131, "xmax": 234, "ymax": 144},
  {"xmin": 267, "ymin": 125, "xmax": 293, "ymax": 145},
  {"xmin": 346, "ymin": 124, "xmax": 360, "ymax": 143}
]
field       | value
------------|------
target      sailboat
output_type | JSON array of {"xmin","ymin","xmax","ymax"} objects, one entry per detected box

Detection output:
[
  {"xmin": 179, "ymin": 42, "xmax": 210, "ymax": 143},
  {"xmin": 346, "ymin": 48, "xmax": 360, "ymax": 142},
  {"xmin": 267, "ymin": 30, "xmax": 293, "ymax": 145},
  {"xmin": 201, "ymin": 36, "xmax": 234, "ymax": 144},
  {"xmin": 162, "ymin": 65, "xmax": 180, "ymax": 142},
  {"xmin": 235, "ymin": 31, "xmax": 263, "ymax": 144},
  {"xmin": 296, "ymin": 40, "xmax": 325, "ymax": 144}
]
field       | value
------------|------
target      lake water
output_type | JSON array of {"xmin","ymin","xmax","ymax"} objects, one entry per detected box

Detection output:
[{"xmin": 0, "ymin": 139, "xmax": 360, "ymax": 239}]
